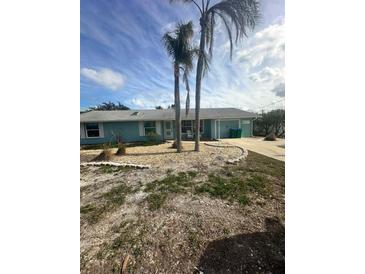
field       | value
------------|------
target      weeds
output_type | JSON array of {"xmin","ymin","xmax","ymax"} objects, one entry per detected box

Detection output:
[
  {"xmin": 98, "ymin": 165, "xmax": 133, "ymax": 174},
  {"xmin": 80, "ymin": 182, "xmax": 136, "ymax": 225},
  {"xmin": 195, "ymin": 166, "xmax": 273, "ymax": 207},
  {"xmin": 145, "ymin": 172, "xmax": 198, "ymax": 210},
  {"xmin": 146, "ymin": 193, "xmax": 168, "ymax": 210},
  {"xmin": 80, "ymin": 204, "xmax": 106, "ymax": 225}
]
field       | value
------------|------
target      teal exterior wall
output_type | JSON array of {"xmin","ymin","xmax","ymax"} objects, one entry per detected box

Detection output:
[
  {"xmin": 203, "ymin": 119, "xmax": 212, "ymax": 138},
  {"xmin": 211, "ymin": 120, "xmax": 216, "ymax": 139},
  {"xmin": 80, "ymin": 121, "xmax": 162, "ymax": 145},
  {"xmin": 80, "ymin": 118, "xmax": 253, "ymax": 145}
]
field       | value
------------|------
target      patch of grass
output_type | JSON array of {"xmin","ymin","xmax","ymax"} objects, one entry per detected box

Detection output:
[
  {"xmin": 194, "ymin": 151, "xmax": 284, "ymax": 206},
  {"xmin": 80, "ymin": 166, "xmax": 90, "ymax": 174},
  {"xmin": 80, "ymin": 184, "xmax": 95, "ymax": 194},
  {"xmin": 98, "ymin": 165, "xmax": 133, "ymax": 174},
  {"xmin": 81, "ymin": 182, "xmax": 137, "ymax": 225},
  {"xmin": 146, "ymin": 193, "xmax": 168, "ymax": 210},
  {"xmin": 145, "ymin": 172, "xmax": 196, "ymax": 194},
  {"xmin": 187, "ymin": 170, "xmax": 198, "ymax": 178},
  {"xmin": 110, "ymin": 220, "xmax": 148, "ymax": 255},
  {"xmin": 246, "ymin": 174, "xmax": 272, "ymax": 196},
  {"xmin": 101, "ymin": 184, "xmax": 134, "ymax": 207},
  {"xmin": 245, "ymin": 151, "xmax": 285, "ymax": 180},
  {"xmin": 237, "ymin": 194, "xmax": 249, "ymax": 206},
  {"xmin": 195, "ymin": 174, "xmax": 250, "ymax": 203},
  {"xmin": 95, "ymin": 219, "xmax": 148, "ymax": 268},
  {"xmin": 80, "ymin": 204, "xmax": 106, "ymax": 225},
  {"xmin": 144, "ymin": 172, "xmax": 198, "ymax": 210},
  {"xmin": 195, "ymin": 172, "xmax": 271, "ymax": 206}
]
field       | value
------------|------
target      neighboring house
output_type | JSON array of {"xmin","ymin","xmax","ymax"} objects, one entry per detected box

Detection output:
[{"xmin": 80, "ymin": 108, "xmax": 258, "ymax": 145}]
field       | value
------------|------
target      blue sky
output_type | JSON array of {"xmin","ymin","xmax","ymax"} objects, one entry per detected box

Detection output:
[{"xmin": 81, "ymin": 0, "xmax": 284, "ymax": 111}]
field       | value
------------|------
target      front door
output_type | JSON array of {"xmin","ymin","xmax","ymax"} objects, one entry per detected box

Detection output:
[{"xmin": 164, "ymin": 121, "xmax": 173, "ymax": 139}]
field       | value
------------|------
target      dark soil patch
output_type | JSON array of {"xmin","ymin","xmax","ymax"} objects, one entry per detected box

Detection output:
[{"xmin": 197, "ymin": 217, "xmax": 285, "ymax": 273}]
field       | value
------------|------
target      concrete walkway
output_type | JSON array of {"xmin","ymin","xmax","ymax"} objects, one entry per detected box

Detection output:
[{"xmin": 220, "ymin": 137, "xmax": 285, "ymax": 162}]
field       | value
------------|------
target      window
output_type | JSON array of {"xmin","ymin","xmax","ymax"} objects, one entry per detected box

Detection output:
[
  {"xmin": 144, "ymin": 121, "xmax": 156, "ymax": 135},
  {"xmin": 181, "ymin": 120, "xmax": 193, "ymax": 133},
  {"xmin": 181, "ymin": 120, "xmax": 204, "ymax": 133},
  {"xmin": 85, "ymin": 123, "xmax": 100, "ymax": 138},
  {"xmin": 194, "ymin": 120, "xmax": 204, "ymax": 133}
]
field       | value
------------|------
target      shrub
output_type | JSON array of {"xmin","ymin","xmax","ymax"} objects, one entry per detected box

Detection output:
[
  {"xmin": 146, "ymin": 132, "xmax": 160, "ymax": 144},
  {"xmin": 264, "ymin": 132, "xmax": 277, "ymax": 141},
  {"xmin": 115, "ymin": 142, "xmax": 126, "ymax": 155},
  {"xmin": 92, "ymin": 144, "xmax": 113, "ymax": 161}
]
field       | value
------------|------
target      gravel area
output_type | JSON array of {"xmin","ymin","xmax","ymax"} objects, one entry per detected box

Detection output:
[{"xmin": 80, "ymin": 141, "xmax": 242, "ymax": 172}]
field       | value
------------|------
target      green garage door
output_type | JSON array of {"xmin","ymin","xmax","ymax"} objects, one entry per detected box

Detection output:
[
  {"xmin": 241, "ymin": 119, "xmax": 251, "ymax": 137},
  {"xmin": 219, "ymin": 120, "xmax": 240, "ymax": 138}
]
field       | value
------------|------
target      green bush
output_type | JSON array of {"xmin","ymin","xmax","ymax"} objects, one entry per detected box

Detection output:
[{"xmin": 146, "ymin": 132, "xmax": 160, "ymax": 144}]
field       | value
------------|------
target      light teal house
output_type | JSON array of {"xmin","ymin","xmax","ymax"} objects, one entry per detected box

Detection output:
[{"xmin": 80, "ymin": 108, "xmax": 258, "ymax": 145}]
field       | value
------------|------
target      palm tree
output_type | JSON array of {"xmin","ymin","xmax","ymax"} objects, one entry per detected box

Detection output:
[
  {"xmin": 162, "ymin": 21, "xmax": 195, "ymax": 152},
  {"xmin": 170, "ymin": 0, "xmax": 260, "ymax": 151}
]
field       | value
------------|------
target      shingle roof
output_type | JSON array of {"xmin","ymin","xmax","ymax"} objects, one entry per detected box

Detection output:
[{"xmin": 80, "ymin": 108, "xmax": 258, "ymax": 122}]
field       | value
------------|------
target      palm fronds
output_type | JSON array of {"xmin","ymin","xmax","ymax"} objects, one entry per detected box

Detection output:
[
  {"xmin": 162, "ymin": 21, "xmax": 195, "ymax": 69},
  {"xmin": 207, "ymin": 0, "xmax": 261, "ymax": 58}
]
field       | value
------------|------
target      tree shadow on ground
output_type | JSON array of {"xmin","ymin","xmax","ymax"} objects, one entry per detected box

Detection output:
[{"xmin": 197, "ymin": 217, "xmax": 285, "ymax": 274}]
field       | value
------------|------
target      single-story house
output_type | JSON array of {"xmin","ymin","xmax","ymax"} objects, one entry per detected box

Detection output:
[{"xmin": 80, "ymin": 108, "xmax": 258, "ymax": 145}]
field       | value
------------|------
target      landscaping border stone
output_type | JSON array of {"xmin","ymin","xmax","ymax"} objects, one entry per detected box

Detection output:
[
  {"xmin": 204, "ymin": 142, "xmax": 248, "ymax": 164},
  {"xmin": 80, "ymin": 161, "xmax": 151, "ymax": 169}
]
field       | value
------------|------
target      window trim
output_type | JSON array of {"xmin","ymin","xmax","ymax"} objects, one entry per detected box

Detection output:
[
  {"xmin": 143, "ymin": 121, "xmax": 157, "ymax": 135},
  {"xmin": 84, "ymin": 123, "xmax": 102, "ymax": 139}
]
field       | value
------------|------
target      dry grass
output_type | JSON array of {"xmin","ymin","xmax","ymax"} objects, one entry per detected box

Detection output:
[
  {"xmin": 92, "ymin": 148, "xmax": 113, "ymax": 161},
  {"xmin": 80, "ymin": 150, "xmax": 285, "ymax": 273}
]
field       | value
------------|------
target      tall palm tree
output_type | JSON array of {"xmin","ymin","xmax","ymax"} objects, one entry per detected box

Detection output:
[
  {"xmin": 170, "ymin": 0, "xmax": 260, "ymax": 151},
  {"xmin": 162, "ymin": 21, "xmax": 195, "ymax": 153}
]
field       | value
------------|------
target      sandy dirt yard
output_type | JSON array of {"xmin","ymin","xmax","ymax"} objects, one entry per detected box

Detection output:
[
  {"xmin": 80, "ymin": 141, "xmax": 243, "ymax": 173},
  {"xmin": 222, "ymin": 137, "xmax": 285, "ymax": 161},
  {"xmin": 80, "ymin": 143, "xmax": 285, "ymax": 273}
]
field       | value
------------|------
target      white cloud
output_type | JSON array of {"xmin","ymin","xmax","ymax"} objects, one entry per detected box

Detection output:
[
  {"xmin": 81, "ymin": 67, "xmax": 125, "ymax": 91},
  {"xmin": 198, "ymin": 18, "xmax": 285, "ymax": 111},
  {"xmin": 237, "ymin": 20, "xmax": 285, "ymax": 70},
  {"xmin": 249, "ymin": 67, "xmax": 284, "ymax": 83},
  {"xmin": 130, "ymin": 98, "xmax": 146, "ymax": 108}
]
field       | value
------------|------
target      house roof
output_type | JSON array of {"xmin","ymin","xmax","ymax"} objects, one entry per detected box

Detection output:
[{"xmin": 80, "ymin": 108, "xmax": 259, "ymax": 123}]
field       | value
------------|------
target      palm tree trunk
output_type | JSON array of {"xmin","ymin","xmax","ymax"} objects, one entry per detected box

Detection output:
[
  {"xmin": 174, "ymin": 63, "xmax": 182, "ymax": 153},
  {"xmin": 194, "ymin": 18, "xmax": 206, "ymax": 152}
]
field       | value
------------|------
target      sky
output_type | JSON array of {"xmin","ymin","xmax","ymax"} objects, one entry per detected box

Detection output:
[{"xmin": 80, "ymin": 0, "xmax": 285, "ymax": 112}]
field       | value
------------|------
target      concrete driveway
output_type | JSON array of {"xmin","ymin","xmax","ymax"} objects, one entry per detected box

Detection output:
[{"xmin": 221, "ymin": 137, "xmax": 285, "ymax": 161}]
